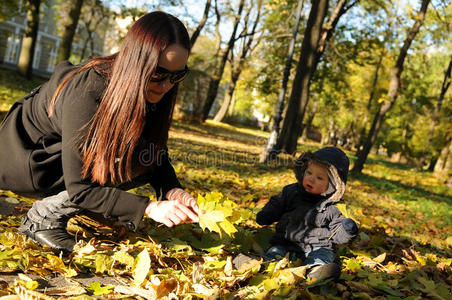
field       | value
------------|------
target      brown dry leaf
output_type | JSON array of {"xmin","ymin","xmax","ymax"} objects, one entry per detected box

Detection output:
[
  {"xmin": 436, "ymin": 262, "xmax": 448, "ymax": 272},
  {"xmin": 114, "ymin": 285, "xmax": 157, "ymax": 300},
  {"xmin": 73, "ymin": 239, "xmax": 96, "ymax": 254},
  {"xmin": 348, "ymin": 281, "xmax": 377, "ymax": 295},
  {"xmin": 237, "ymin": 257, "xmax": 262, "ymax": 272},
  {"xmin": 401, "ymin": 249, "xmax": 416, "ymax": 260},
  {"xmin": 192, "ymin": 262, "xmax": 204, "ymax": 284},
  {"xmin": 224, "ymin": 256, "xmax": 233, "ymax": 277},
  {"xmin": 445, "ymin": 275, "xmax": 452, "ymax": 285},
  {"xmin": 66, "ymin": 222, "xmax": 93, "ymax": 239},
  {"xmin": 155, "ymin": 279, "xmax": 178, "ymax": 298},
  {"xmin": 14, "ymin": 285, "xmax": 53, "ymax": 300},
  {"xmin": 273, "ymin": 255, "xmax": 290, "ymax": 273},
  {"xmin": 0, "ymin": 278, "xmax": 8, "ymax": 290},
  {"xmin": 277, "ymin": 265, "xmax": 309, "ymax": 285},
  {"xmin": 373, "ymin": 252, "xmax": 387, "ymax": 263},
  {"xmin": 361, "ymin": 256, "xmax": 379, "ymax": 268},
  {"xmin": 336, "ymin": 283, "xmax": 348, "ymax": 292},
  {"xmin": 219, "ymin": 269, "xmax": 256, "ymax": 288},
  {"xmin": 0, "ymin": 295, "xmax": 20, "ymax": 300},
  {"xmin": 157, "ymin": 256, "xmax": 168, "ymax": 268},
  {"xmin": 44, "ymin": 285, "xmax": 86, "ymax": 297},
  {"xmin": 192, "ymin": 283, "xmax": 217, "ymax": 297}
]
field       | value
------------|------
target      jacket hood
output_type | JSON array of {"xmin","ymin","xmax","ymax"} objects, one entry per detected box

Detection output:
[{"xmin": 294, "ymin": 147, "xmax": 349, "ymax": 207}]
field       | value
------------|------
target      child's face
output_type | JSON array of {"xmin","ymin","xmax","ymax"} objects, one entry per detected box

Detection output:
[{"xmin": 302, "ymin": 162, "xmax": 329, "ymax": 195}]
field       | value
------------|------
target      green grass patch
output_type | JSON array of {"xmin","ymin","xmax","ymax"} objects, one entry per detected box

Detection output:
[{"xmin": 0, "ymin": 67, "xmax": 47, "ymax": 114}]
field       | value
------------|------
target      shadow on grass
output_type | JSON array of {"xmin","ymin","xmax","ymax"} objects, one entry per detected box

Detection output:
[
  {"xmin": 350, "ymin": 172, "xmax": 452, "ymax": 206},
  {"xmin": 173, "ymin": 121, "xmax": 268, "ymax": 146},
  {"xmin": 364, "ymin": 156, "xmax": 414, "ymax": 171},
  {"xmin": 168, "ymin": 133, "xmax": 293, "ymax": 174}
]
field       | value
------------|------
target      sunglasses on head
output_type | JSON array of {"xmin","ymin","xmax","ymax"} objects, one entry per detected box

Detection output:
[{"xmin": 150, "ymin": 66, "xmax": 189, "ymax": 84}]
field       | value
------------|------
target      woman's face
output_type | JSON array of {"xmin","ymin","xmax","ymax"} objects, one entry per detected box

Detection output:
[{"xmin": 146, "ymin": 43, "xmax": 189, "ymax": 103}]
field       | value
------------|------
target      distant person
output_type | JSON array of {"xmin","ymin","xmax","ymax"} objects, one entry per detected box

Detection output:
[
  {"xmin": 0, "ymin": 11, "xmax": 198, "ymax": 253},
  {"xmin": 256, "ymin": 147, "xmax": 358, "ymax": 282}
]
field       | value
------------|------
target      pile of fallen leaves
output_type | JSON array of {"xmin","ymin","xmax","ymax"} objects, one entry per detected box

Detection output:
[
  {"xmin": 0, "ymin": 191, "xmax": 451, "ymax": 299},
  {"xmin": 0, "ymin": 192, "xmax": 311, "ymax": 299}
]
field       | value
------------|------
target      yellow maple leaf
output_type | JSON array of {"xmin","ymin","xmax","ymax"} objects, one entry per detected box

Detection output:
[
  {"xmin": 197, "ymin": 192, "xmax": 239, "ymax": 237},
  {"xmin": 199, "ymin": 210, "xmax": 224, "ymax": 236},
  {"xmin": 133, "ymin": 248, "xmax": 151, "ymax": 287}
]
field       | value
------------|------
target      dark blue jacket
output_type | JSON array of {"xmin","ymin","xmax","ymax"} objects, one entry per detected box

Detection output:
[{"xmin": 256, "ymin": 147, "xmax": 358, "ymax": 254}]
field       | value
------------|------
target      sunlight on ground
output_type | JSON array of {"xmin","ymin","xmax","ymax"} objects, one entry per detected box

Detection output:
[{"xmin": 0, "ymin": 120, "xmax": 451, "ymax": 299}]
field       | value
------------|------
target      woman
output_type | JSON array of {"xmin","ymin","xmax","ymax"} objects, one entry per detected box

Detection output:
[{"xmin": 0, "ymin": 11, "xmax": 199, "ymax": 253}]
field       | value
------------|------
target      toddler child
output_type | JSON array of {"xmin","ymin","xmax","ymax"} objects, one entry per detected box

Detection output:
[{"xmin": 256, "ymin": 146, "xmax": 358, "ymax": 281}]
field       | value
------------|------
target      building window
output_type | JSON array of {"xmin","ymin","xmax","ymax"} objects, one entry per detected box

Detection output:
[
  {"xmin": 32, "ymin": 40, "xmax": 41, "ymax": 69},
  {"xmin": 5, "ymin": 33, "xmax": 21, "ymax": 64},
  {"xmin": 47, "ymin": 44, "xmax": 57, "ymax": 72}
]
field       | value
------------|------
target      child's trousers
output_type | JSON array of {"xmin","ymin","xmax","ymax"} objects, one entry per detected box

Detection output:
[{"xmin": 264, "ymin": 245, "xmax": 335, "ymax": 267}]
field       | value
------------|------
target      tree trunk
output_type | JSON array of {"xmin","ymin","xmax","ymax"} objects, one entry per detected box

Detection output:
[
  {"xmin": 275, "ymin": 0, "xmax": 329, "ymax": 155},
  {"xmin": 260, "ymin": 0, "xmax": 304, "ymax": 162},
  {"xmin": 201, "ymin": 0, "xmax": 245, "ymax": 122},
  {"xmin": 213, "ymin": 0, "xmax": 263, "ymax": 123},
  {"xmin": 276, "ymin": 0, "xmax": 358, "ymax": 155},
  {"xmin": 434, "ymin": 135, "xmax": 452, "ymax": 185},
  {"xmin": 367, "ymin": 53, "xmax": 384, "ymax": 110},
  {"xmin": 18, "ymin": 0, "xmax": 41, "ymax": 79},
  {"xmin": 80, "ymin": 26, "xmax": 91, "ymax": 61},
  {"xmin": 190, "ymin": 0, "xmax": 211, "ymax": 50},
  {"xmin": 356, "ymin": 52, "xmax": 384, "ymax": 156},
  {"xmin": 316, "ymin": 0, "xmax": 358, "ymax": 60},
  {"xmin": 352, "ymin": 0, "xmax": 430, "ymax": 174},
  {"xmin": 428, "ymin": 157, "xmax": 437, "ymax": 171},
  {"xmin": 57, "ymin": 0, "xmax": 84, "ymax": 64},
  {"xmin": 417, "ymin": 56, "xmax": 451, "ymax": 171},
  {"xmin": 301, "ymin": 100, "xmax": 318, "ymax": 141},
  {"xmin": 213, "ymin": 72, "xmax": 239, "ymax": 122},
  {"xmin": 434, "ymin": 136, "xmax": 451, "ymax": 174}
]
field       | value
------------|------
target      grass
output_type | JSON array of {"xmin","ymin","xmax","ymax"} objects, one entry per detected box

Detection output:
[
  {"xmin": 0, "ymin": 67, "xmax": 46, "ymax": 117},
  {"xmin": 167, "ymin": 121, "xmax": 452, "ymax": 247},
  {"xmin": 0, "ymin": 67, "xmax": 451, "ymax": 299}
]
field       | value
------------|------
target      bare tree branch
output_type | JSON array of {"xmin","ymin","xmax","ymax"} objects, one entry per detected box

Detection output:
[{"xmin": 190, "ymin": 0, "xmax": 212, "ymax": 49}]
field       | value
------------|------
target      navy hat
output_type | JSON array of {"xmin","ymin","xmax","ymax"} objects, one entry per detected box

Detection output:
[
  {"xmin": 312, "ymin": 147, "xmax": 349, "ymax": 184},
  {"xmin": 294, "ymin": 147, "xmax": 349, "ymax": 185}
]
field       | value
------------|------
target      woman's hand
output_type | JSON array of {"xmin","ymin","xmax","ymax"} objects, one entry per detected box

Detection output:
[{"xmin": 144, "ymin": 188, "xmax": 199, "ymax": 227}]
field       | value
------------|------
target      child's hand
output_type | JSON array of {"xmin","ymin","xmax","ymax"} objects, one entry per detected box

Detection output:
[
  {"xmin": 342, "ymin": 218, "xmax": 358, "ymax": 235},
  {"xmin": 145, "ymin": 198, "xmax": 199, "ymax": 227},
  {"xmin": 166, "ymin": 188, "xmax": 199, "ymax": 216}
]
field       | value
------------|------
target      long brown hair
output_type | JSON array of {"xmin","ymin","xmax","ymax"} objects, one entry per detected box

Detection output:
[{"xmin": 49, "ymin": 12, "xmax": 190, "ymax": 185}]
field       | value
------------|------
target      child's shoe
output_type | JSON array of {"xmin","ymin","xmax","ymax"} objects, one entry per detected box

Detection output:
[{"xmin": 306, "ymin": 263, "xmax": 341, "ymax": 282}]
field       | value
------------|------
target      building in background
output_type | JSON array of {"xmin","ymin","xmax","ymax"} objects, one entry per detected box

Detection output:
[{"xmin": 0, "ymin": 1, "xmax": 106, "ymax": 77}]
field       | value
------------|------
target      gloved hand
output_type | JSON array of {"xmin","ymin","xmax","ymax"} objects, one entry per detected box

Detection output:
[{"xmin": 342, "ymin": 218, "xmax": 358, "ymax": 235}]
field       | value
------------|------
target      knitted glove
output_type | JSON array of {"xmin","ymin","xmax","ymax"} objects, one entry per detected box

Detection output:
[{"xmin": 342, "ymin": 218, "xmax": 358, "ymax": 235}]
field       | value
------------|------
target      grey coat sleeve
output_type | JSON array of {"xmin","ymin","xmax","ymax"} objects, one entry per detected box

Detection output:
[
  {"xmin": 59, "ymin": 70, "xmax": 149, "ymax": 231},
  {"xmin": 327, "ymin": 205, "xmax": 359, "ymax": 244}
]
